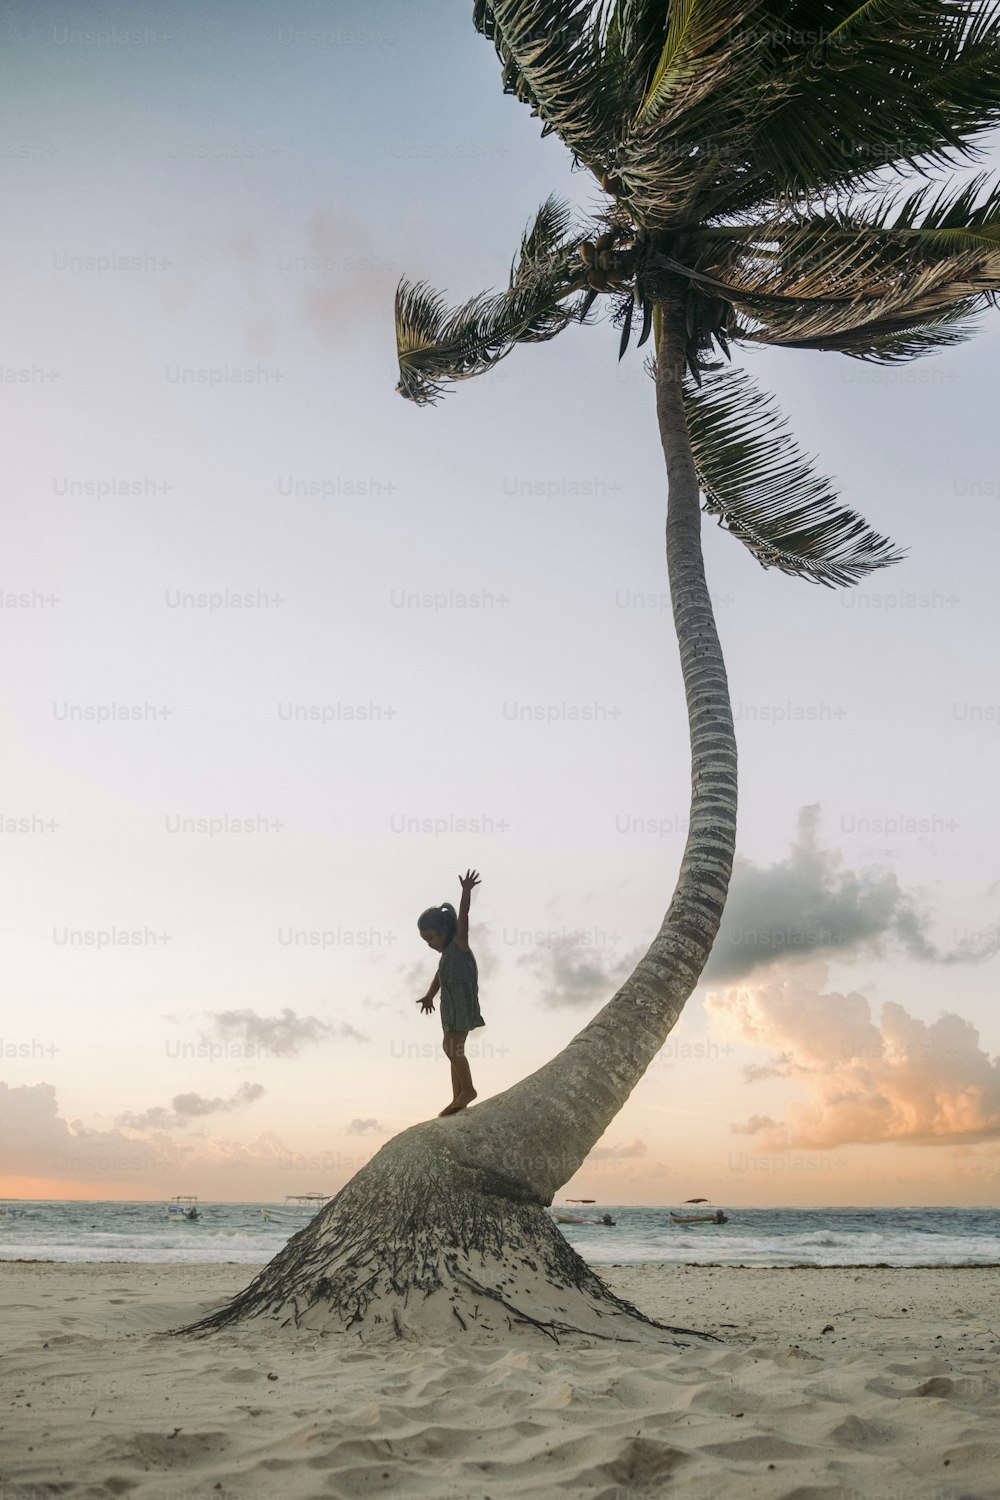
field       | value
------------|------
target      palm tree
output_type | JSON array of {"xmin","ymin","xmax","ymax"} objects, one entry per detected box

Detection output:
[{"xmin": 187, "ymin": 1, "xmax": 1000, "ymax": 1342}]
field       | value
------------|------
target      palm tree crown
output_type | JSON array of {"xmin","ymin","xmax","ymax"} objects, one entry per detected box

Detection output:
[{"xmin": 396, "ymin": 0, "xmax": 1000, "ymax": 585}]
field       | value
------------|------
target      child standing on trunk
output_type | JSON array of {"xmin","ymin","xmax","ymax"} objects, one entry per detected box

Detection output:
[{"xmin": 416, "ymin": 869, "xmax": 484, "ymax": 1116}]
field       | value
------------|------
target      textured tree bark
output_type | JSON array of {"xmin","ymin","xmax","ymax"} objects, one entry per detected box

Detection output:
[{"xmin": 181, "ymin": 282, "xmax": 738, "ymax": 1344}]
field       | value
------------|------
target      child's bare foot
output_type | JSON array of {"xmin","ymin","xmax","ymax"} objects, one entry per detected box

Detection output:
[
  {"xmin": 440, "ymin": 1089, "xmax": 477, "ymax": 1116},
  {"xmin": 438, "ymin": 1098, "xmax": 461, "ymax": 1116}
]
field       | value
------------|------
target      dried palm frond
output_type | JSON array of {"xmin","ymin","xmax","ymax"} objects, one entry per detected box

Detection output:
[
  {"xmin": 472, "ymin": 0, "xmax": 622, "ymax": 170},
  {"xmin": 395, "ymin": 196, "xmax": 591, "ymax": 404}
]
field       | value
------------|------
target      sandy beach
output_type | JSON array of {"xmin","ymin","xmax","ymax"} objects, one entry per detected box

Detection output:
[{"xmin": 2, "ymin": 1260, "xmax": 998, "ymax": 1499}]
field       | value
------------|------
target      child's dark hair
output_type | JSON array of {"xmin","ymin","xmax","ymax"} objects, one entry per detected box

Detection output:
[{"xmin": 418, "ymin": 902, "xmax": 458, "ymax": 944}]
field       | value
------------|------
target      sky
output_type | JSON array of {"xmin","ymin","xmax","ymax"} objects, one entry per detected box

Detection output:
[{"xmin": 2, "ymin": 0, "xmax": 999, "ymax": 1207}]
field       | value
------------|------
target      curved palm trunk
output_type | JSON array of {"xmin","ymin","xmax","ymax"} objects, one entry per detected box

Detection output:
[
  {"xmin": 183, "ymin": 288, "xmax": 738, "ymax": 1343},
  {"xmin": 445, "ymin": 293, "xmax": 738, "ymax": 1199}
]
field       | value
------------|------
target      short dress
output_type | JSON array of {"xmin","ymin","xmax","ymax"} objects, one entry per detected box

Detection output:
[{"xmin": 438, "ymin": 942, "xmax": 485, "ymax": 1033}]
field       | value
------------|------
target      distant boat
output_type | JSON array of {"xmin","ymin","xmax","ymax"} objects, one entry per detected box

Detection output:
[
  {"xmin": 260, "ymin": 1193, "xmax": 330, "ymax": 1224},
  {"xmin": 552, "ymin": 1211, "xmax": 616, "ymax": 1226},
  {"xmin": 165, "ymin": 1195, "xmax": 200, "ymax": 1222},
  {"xmin": 670, "ymin": 1209, "xmax": 728, "ymax": 1225}
]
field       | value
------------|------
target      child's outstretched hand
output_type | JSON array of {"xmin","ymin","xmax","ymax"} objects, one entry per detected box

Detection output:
[
  {"xmin": 417, "ymin": 995, "xmax": 435, "ymax": 1015},
  {"xmin": 459, "ymin": 868, "xmax": 481, "ymax": 894}
]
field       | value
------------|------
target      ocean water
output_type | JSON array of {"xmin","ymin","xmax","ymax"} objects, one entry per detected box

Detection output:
[
  {"xmin": 0, "ymin": 1201, "xmax": 998, "ymax": 1267},
  {"xmin": 550, "ymin": 1205, "xmax": 1000, "ymax": 1268}
]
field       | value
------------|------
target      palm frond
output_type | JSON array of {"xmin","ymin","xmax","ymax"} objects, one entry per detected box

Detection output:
[
  {"xmin": 510, "ymin": 193, "xmax": 577, "ymax": 282},
  {"xmin": 634, "ymin": 0, "xmax": 747, "ymax": 125},
  {"xmin": 668, "ymin": 173, "xmax": 1000, "ymax": 352},
  {"xmin": 682, "ymin": 365, "xmax": 906, "ymax": 585},
  {"xmin": 403, "ymin": 1, "xmax": 1000, "ymax": 409},
  {"xmin": 603, "ymin": 0, "xmax": 671, "ymax": 109},
  {"xmin": 693, "ymin": 175, "xmax": 1000, "ymax": 291},
  {"xmin": 470, "ymin": 0, "xmax": 1000, "ymax": 232},
  {"xmin": 862, "ymin": 170, "xmax": 1000, "ymax": 252},
  {"xmin": 395, "ymin": 197, "xmax": 589, "ymax": 404},
  {"xmin": 737, "ymin": 253, "xmax": 999, "ymax": 347},
  {"xmin": 756, "ymin": 297, "xmax": 987, "ymax": 359},
  {"xmin": 729, "ymin": 0, "xmax": 1000, "ymax": 211},
  {"xmin": 472, "ymin": 0, "xmax": 620, "ymax": 169},
  {"xmin": 612, "ymin": 0, "xmax": 775, "ymax": 227}
]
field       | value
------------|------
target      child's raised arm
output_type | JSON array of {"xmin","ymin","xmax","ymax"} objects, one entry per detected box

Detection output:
[{"xmin": 456, "ymin": 868, "xmax": 480, "ymax": 951}]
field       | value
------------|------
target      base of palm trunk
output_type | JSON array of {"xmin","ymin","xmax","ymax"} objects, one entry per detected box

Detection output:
[{"xmin": 178, "ymin": 1122, "xmax": 709, "ymax": 1347}]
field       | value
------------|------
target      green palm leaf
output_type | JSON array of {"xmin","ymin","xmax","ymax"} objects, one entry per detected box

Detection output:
[
  {"xmin": 682, "ymin": 365, "xmax": 906, "ymax": 585},
  {"xmin": 613, "ymin": 1, "xmax": 775, "ymax": 226},
  {"xmin": 731, "ymin": 0, "xmax": 1000, "ymax": 211},
  {"xmin": 862, "ymin": 170, "xmax": 1000, "ymax": 252},
  {"xmin": 603, "ymin": 0, "xmax": 673, "ymax": 110},
  {"xmin": 398, "ymin": 2, "xmax": 1000, "ymax": 585},
  {"xmin": 634, "ymin": 0, "xmax": 752, "ymax": 125},
  {"xmin": 395, "ymin": 196, "xmax": 590, "ymax": 404}
]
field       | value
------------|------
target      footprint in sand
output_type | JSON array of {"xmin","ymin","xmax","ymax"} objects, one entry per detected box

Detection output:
[
  {"xmin": 701, "ymin": 1434, "xmax": 815, "ymax": 1463},
  {"xmin": 100, "ymin": 1431, "xmax": 229, "ymax": 1466},
  {"xmin": 597, "ymin": 1435, "xmax": 691, "ymax": 1490},
  {"xmin": 828, "ymin": 1413, "xmax": 898, "ymax": 1448}
]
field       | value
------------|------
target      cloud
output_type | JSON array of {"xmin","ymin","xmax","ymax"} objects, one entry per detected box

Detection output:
[
  {"xmin": 392, "ymin": 809, "xmax": 997, "ymax": 1015},
  {"xmin": 733, "ymin": 1114, "xmax": 782, "ymax": 1136},
  {"xmin": 296, "ymin": 211, "xmax": 403, "ymax": 343},
  {"xmin": 518, "ymin": 933, "xmax": 643, "ymax": 1009},
  {"xmin": 0, "ymin": 1078, "xmax": 393, "ymax": 1198},
  {"xmin": 743, "ymin": 1058, "xmax": 792, "ymax": 1083},
  {"xmin": 703, "ymin": 805, "xmax": 1000, "ymax": 983},
  {"xmin": 345, "ymin": 1118, "xmax": 383, "ymax": 1135},
  {"xmin": 947, "ymin": 1141, "xmax": 1000, "ymax": 1187},
  {"xmin": 0, "ymin": 1080, "xmax": 288, "ymax": 1185},
  {"xmin": 161, "ymin": 211, "xmax": 403, "ymax": 361},
  {"xmin": 117, "ymin": 1082, "xmax": 265, "ymax": 1132},
  {"xmin": 588, "ymin": 1138, "xmax": 647, "ymax": 1161},
  {"xmin": 707, "ymin": 968, "xmax": 1000, "ymax": 1147},
  {"xmin": 395, "ymin": 956, "xmax": 429, "ymax": 993},
  {"xmin": 204, "ymin": 1007, "xmax": 368, "ymax": 1055},
  {"xmin": 173, "ymin": 1082, "xmax": 265, "ymax": 1117}
]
